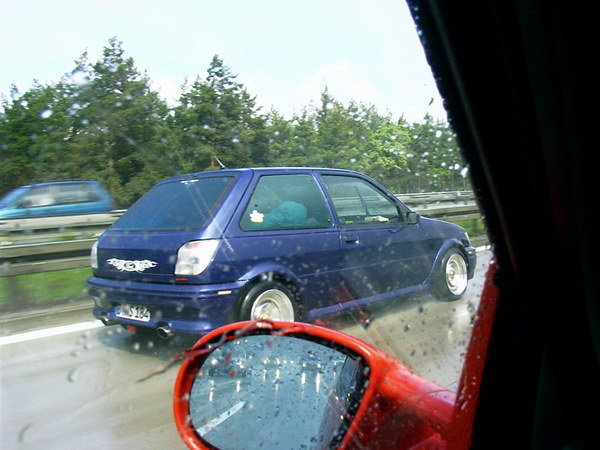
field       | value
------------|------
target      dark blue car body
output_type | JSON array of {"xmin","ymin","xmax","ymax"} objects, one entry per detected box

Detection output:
[{"xmin": 88, "ymin": 168, "xmax": 476, "ymax": 336}]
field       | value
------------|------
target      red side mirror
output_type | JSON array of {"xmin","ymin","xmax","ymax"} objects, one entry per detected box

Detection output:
[{"xmin": 173, "ymin": 321, "xmax": 456, "ymax": 449}]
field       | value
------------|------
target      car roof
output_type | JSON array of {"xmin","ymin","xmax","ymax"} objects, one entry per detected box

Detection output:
[
  {"xmin": 158, "ymin": 167, "xmax": 366, "ymax": 183},
  {"xmin": 19, "ymin": 180, "xmax": 100, "ymax": 188}
]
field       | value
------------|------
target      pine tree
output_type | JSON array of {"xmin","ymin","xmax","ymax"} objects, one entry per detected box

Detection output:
[
  {"xmin": 0, "ymin": 81, "xmax": 73, "ymax": 194},
  {"xmin": 407, "ymin": 115, "xmax": 467, "ymax": 191},
  {"xmin": 69, "ymin": 38, "xmax": 171, "ymax": 205},
  {"xmin": 170, "ymin": 55, "xmax": 267, "ymax": 171}
]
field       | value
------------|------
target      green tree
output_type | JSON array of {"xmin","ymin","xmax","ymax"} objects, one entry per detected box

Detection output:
[
  {"xmin": 313, "ymin": 89, "xmax": 361, "ymax": 168},
  {"xmin": 170, "ymin": 55, "xmax": 267, "ymax": 172},
  {"xmin": 263, "ymin": 110, "xmax": 295, "ymax": 165},
  {"xmin": 357, "ymin": 118, "xmax": 411, "ymax": 192},
  {"xmin": 0, "ymin": 81, "xmax": 74, "ymax": 195},
  {"xmin": 406, "ymin": 115, "xmax": 468, "ymax": 191},
  {"xmin": 69, "ymin": 38, "xmax": 172, "ymax": 205},
  {"xmin": 0, "ymin": 39, "xmax": 469, "ymax": 202}
]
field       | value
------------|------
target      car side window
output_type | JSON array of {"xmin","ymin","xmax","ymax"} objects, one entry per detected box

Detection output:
[
  {"xmin": 322, "ymin": 175, "xmax": 402, "ymax": 226},
  {"xmin": 54, "ymin": 184, "xmax": 76, "ymax": 204},
  {"xmin": 240, "ymin": 174, "xmax": 331, "ymax": 231},
  {"xmin": 17, "ymin": 186, "xmax": 52, "ymax": 208},
  {"xmin": 55, "ymin": 184, "xmax": 83, "ymax": 204},
  {"xmin": 83, "ymin": 184, "xmax": 102, "ymax": 202},
  {"xmin": 54, "ymin": 183, "xmax": 100, "ymax": 204}
]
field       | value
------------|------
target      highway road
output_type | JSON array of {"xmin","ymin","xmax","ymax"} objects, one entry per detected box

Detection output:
[{"xmin": 0, "ymin": 248, "xmax": 492, "ymax": 449}]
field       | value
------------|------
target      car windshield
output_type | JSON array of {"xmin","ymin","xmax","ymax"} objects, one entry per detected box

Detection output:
[
  {"xmin": 111, "ymin": 176, "xmax": 234, "ymax": 231},
  {"xmin": 0, "ymin": 187, "xmax": 27, "ymax": 208},
  {"xmin": 0, "ymin": 1, "xmax": 492, "ymax": 448}
]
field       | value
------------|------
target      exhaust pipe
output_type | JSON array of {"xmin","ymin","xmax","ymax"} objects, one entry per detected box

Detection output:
[
  {"xmin": 156, "ymin": 326, "xmax": 173, "ymax": 340},
  {"xmin": 99, "ymin": 315, "xmax": 114, "ymax": 326}
]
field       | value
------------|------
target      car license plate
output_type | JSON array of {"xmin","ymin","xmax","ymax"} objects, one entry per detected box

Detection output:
[{"xmin": 116, "ymin": 304, "xmax": 151, "ymax": 322}]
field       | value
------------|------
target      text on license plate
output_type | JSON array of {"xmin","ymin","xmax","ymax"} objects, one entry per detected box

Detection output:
[{"xmin": 116, "ymin": 304, "xmax": 151, "ymax": 322}]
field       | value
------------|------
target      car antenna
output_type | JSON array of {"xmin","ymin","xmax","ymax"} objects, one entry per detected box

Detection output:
[{"xmin": 214, "ymin": 157, "xmax": 227, "ymax": 169}]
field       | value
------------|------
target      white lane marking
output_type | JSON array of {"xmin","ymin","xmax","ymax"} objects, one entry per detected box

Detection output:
[
  {"xmin": 0, "ymin": 321, "xmax": 103, "ymax": 346},
  {"xmin": 198, "ymin": 401, "xmax": 246, "ymax": 436}
]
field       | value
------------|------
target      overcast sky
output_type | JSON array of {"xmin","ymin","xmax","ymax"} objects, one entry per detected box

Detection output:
[{"xmin": 1, "ymin": 0, "xmax": 447, "ymax": 122}]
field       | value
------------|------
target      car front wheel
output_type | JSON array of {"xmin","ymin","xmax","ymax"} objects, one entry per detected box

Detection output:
[
  {"xmin": 432, "ymin": 248, "xmax": 469, "ymax": 301},
  {"xmin": 238, "ymin": 281, "xmax": 299, "ymax": 321}
]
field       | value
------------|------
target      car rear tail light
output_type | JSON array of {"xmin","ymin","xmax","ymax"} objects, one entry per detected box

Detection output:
[
  {"xmin": 175, "ymin": 239, "xmax": 220, "ymax": 276},
  {"xmin": 91, "ymin": 241, "xmax": 98, "ymax": 269}
]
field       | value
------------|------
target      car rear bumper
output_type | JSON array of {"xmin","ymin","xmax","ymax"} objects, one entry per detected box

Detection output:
[{"xmin": 87, "ymin": 276, "xmax": 246, "ymax": 336}]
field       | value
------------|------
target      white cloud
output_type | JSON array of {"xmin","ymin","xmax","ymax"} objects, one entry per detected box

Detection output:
[
  {"xmin": 304, "ymin": 61, "xmax": 380, "ymax": 104},
  {"xmin": 243, "ymin": 61, "xmax": 385, "ymax": 118}
]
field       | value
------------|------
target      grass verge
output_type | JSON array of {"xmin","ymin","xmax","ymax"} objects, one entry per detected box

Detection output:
[
  {"xmin": 454, "ymin": 218, "xmax": 485, "ymax": 236},
  {"xmin": 0, "ymin": 268, "xmax": 92, "ymax": 312}
]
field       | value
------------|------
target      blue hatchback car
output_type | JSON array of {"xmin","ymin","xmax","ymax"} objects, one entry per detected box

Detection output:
[{"xmin": 88, "ymin": 168, "xmax": 476, "ymax": 338}]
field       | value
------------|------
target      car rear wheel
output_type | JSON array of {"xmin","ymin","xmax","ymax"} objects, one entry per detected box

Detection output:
[
  {"xmin": 432, "ymin": 248, "xmax": 469, "ymax": 301},
  {"xmin": 239, "ymin": 281, "xmax": 299, "ymax": 321}
]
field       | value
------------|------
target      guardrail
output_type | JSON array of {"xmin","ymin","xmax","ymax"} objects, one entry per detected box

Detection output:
[
  {"xmin": 0, "ymin": 210, "xmax": 126, "ymax": 244},
  {"xmin": 0, "ymin": 192, "xmax": 484, "ymax": 277},
  {"xmin": 397, "ymin": 190, "xmax": 475, "ymax": 206},
  {"xmin": 0, "ymin": 239, "xmax": 95, "ymax": 276}
]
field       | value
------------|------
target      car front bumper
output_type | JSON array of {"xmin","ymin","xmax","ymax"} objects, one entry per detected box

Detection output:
[{"xmin": 465, "ymin": 245, "xmax": 477, "ymax": 279}]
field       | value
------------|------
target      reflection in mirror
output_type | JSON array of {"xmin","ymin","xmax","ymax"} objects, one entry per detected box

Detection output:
[
  {"xmin": 406, "ymin": 211, "xmax": 420, "ymax": 224},
  {"xmin": 188, "ymin": 334, "xmax": 367, "ymax": 449}
]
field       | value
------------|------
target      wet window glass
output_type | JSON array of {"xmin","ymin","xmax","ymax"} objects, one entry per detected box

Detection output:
[
  {"xmin": 0, "ymin": 1, "xmax": 491, "ymax": 448},
  {"xmin": 240, "ymin": 174, "xmax": 331, "ymax": 230},
  {"xmin": 322, "ymin": 175, "xmax": 403, "ymax": 225},
  {"xmin": 111, "ymin": 176, "xmax": 233, "ymax": 231},
  {"xmin": 18, "ymin": 186, "xmax": 52, "ymax": 208},
  {"xmin": 189, "ymin": 334, "xmax": 365, "ymax": 449},
  {"xmin": 54, "ymin": 184, "xmax": 97, "ymax": 204}
]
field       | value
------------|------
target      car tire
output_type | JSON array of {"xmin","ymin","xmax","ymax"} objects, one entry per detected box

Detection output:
[
  {"xmin": 431, "ymin": 248, "xmax": 469, "ymax": 301},
  {"xmin": 238, "ymin": 281, "xmax": 300, "ymax": 322}
]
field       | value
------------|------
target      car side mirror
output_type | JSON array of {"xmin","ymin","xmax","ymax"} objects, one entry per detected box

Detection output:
[
  {"xmin": 406, "ymin": 211, "xmax": 420, "ymax": 224},
  {"xmin": 173, "ymin": 321, "xmax": 455, "ymax": 449}
]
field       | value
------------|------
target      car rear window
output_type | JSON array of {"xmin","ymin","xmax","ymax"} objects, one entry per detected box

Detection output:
[{"xmin": 111, "ymin": 176, "xmax": 234, "ymax": 231}]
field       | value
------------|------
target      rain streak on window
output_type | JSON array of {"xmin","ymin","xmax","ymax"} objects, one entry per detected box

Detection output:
[{"xmin": 0, "ymin": 1, "xmax": 490, "ymax": 448}]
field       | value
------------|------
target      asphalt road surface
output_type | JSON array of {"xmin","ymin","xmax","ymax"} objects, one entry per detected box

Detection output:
[{"xmin": 0, "ymin": 248, "xmax": 492, "ymax": 449}]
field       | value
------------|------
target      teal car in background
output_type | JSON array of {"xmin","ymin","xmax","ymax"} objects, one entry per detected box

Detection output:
[{"xmin": 0, "ymin": 180, "xmax": 115, "ymax": 219}]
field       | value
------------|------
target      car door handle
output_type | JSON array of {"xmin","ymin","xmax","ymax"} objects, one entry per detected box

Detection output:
[{"xmin": 343, "ymin": 234, "xmax": 359, "ymax": 244}]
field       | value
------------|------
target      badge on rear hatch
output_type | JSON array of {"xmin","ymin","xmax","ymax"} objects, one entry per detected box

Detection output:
[{"xmin": 107, "ymin": 258, "xmax": 158, "ymax": 272}]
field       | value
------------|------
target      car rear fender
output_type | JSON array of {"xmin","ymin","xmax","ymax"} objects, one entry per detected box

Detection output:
[
  {"xmin": 234, "ymin": 263, "xmax": 304, "ymax": 312},
  {"xmin": 239, "ymin": 263, "xmax": 303, "ymax": 290}
]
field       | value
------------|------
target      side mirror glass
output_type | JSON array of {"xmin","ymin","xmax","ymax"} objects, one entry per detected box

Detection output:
[
  {"xmin": 406, "ymin": 211, "xmax": 420, "ymax": 224},
  {"xmin": 180, "ymin": 331, "xmax": 367, "ymax": 449}
]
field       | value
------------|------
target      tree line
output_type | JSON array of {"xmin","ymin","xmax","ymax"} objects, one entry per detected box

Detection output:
[{"xmin": 0, "ymin": 38, "xmax": 470, "ymax": 207}]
